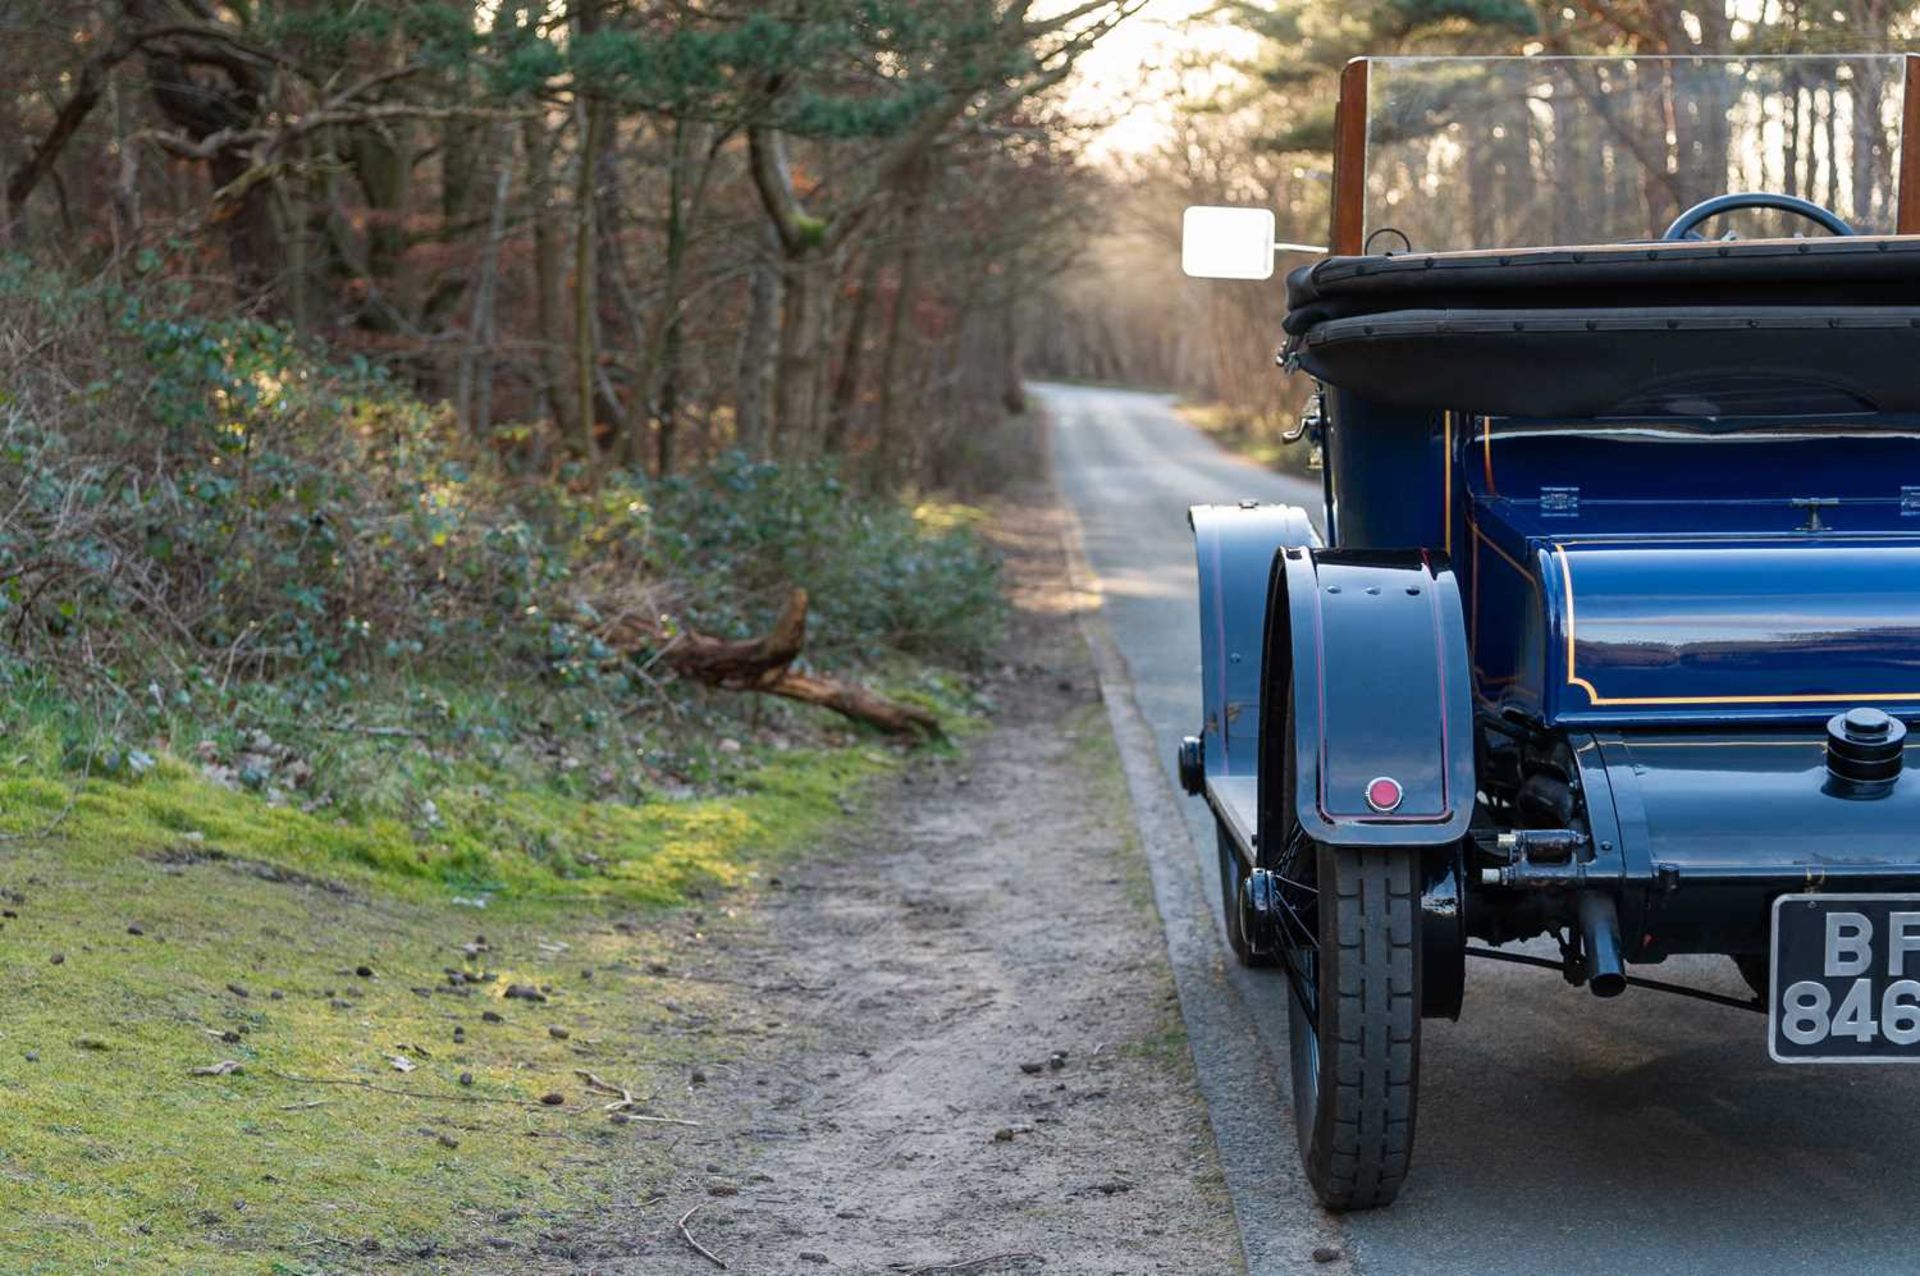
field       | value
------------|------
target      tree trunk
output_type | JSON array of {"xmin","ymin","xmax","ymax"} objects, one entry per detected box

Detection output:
[
  {"xmin": 735, "ymin": 228, "xmax": 782, "ymax": 457},
  {"xmin": 874, "ymin": 183, "xmax": 929, "ymax": 485},
  {"xmin": 208, "ymin": 147, "xmax": 281, "ymax": 304},
  {"xmin": 523, "ymin": 116, "xmax": 578, "ymax": 445},
  {"xmin": 826, "ymin": 247, "xmax": 881, "ymax": 454},
  {"xmin": 347, "ymin": 124, "xmax": 412, "ymax": 326},
  {"xmin": 623, "ymin": 119, "xmax": 712, "ymax": 473},
  {"xmin": 573, "ymin": 99, "xmax": 605, "ymax": 461},
  {"xmin": 774, "ymin": 247, "xmax": 836, "ymax": 455},
  {"xmin": 456, "ymin": 128, "xmax": 513, "ymax": 436}
]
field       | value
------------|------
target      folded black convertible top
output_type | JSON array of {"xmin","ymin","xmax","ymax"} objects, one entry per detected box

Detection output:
[{"xmin": 1282, "ymin": 237, "xmax": 1920, "ymax": 417}]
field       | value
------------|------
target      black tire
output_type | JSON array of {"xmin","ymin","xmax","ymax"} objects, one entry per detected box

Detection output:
[
  {"xmin": 1217, "ymin": 821, "xmax": 1275, "ymax": 967},
  {"xmin": 1286, "ymin": 841, "xmax": 1421, "ymax": 1211}
]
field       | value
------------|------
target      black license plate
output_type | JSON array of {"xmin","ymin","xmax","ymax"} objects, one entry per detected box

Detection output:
[{"xmin": 1770, "ymin": 894, "xmax": 1920, "ymax": 1063}]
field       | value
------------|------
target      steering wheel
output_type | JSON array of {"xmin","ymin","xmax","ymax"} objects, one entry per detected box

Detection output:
[{"xmin": 1662, "ymin": 192, "xmax": 1857, "ymax": 241}]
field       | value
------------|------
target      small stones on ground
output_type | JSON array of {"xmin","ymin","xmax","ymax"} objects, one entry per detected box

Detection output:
[
  {"xmin": 268, "ymin": 990, "xmax": 284, "ymax": 1000},
  {"xmin": 127, "ymin": 924, "xmax": 144, "ymax": 936},
  {"xmin": 458, "ymin": 1071, "xmax": 474, "ymax": 1087},
  {"xmin": 23, "ymin": 1051, "xmax": 37, "ymax": 1063},
  {"xmin": 539, "ymin": 1092, "xmax": 565, "ymax": 1106},
  {"xmin": 226, "ymin": 982, "xmax": 250, "ymax": 999},
  {"xmin": 547, "ymin": 1026, "xmax": 570, "ymax": 1040},
  {"xmin": 1048, "ymin": 1051, "xmax": 1068, "ymax": 1071},
  {"xmin": 481, "ymin": 1011, "xmax": 503, "ymax": 1023},
  {"xmin": 48, "ymin": 953, "xmax": 64, "ymax": 965},
  {"xmin": 437, "ymin": 1134, "xmax": 460, "ymax": 1150},
  {"xmin": 74, "ymin": 1037, "xmax": 109, "ymax": 1052},
  {"xmin": 707, "ymin": 1181, "xmax": 740, "ymax": 1197},
  {"xmin": 1018, "ymin": 1061, "xmax": 1044, "ymax": 1075},
  {"xmin": 1312, "ymin": 1246, "xmax": 1344, "ymax": 1263},
  {"xmin": 355, "ymin": 965, "xmax": 374, "ymax": 978},
  {"xmin": 798, "ymin": 1251, "xmax": 829, "ymax": 1264},
  {"xmin": 504, "ymin": 984, "xmax": 547, "ymax": 1003},
  {"xmin": 992, "ymin": 1127, "xmax": 1016, "ymax": 1142},
  {"xmin": 690, "ymin": 1067, "xmax": 708, "ymax": 1086}
]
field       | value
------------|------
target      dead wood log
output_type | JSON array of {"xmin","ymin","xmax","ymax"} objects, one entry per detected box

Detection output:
[{"xmin": 601, "ymin": 587, "xmax": 940, "ymax": 741}]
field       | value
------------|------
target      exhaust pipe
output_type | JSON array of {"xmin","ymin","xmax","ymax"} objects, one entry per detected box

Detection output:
[{"xmin": 1577, "ymin": 893, "xmax": 1626, "ymax": 998}]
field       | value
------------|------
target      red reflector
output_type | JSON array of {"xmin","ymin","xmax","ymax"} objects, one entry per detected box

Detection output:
[{"xmin": 1365, "ymin": 776, "xmax": 1404, "ymax": 813}]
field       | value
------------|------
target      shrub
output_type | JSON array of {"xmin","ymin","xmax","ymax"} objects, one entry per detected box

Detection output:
[
  {"xmin": 0, "ymin": 261, "xmax": 1001, "ymax": 722},
  {"xmin": 644, "ymin": 454, "xmax": 1004, "ymax": 665}
]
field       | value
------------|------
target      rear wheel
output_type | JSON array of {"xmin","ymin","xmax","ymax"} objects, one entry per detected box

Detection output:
[
  {"xmin": 1217, "ymin": 822, "xmax": 1274, "ymax": 967},
  {"xmin": 1279, "ymin": 834, "xmax": 1421, "ymax": 1211}
]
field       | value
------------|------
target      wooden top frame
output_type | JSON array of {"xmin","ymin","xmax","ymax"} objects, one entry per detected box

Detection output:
[{"xmin": 1330, "ymin": 59, "xmax": 1370, "ymax": 256}]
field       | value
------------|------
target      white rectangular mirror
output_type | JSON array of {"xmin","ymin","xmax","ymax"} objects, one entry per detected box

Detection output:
[{"xmin": 1182, "ymin": 206, "xmax": 1276, "ymax": 280}]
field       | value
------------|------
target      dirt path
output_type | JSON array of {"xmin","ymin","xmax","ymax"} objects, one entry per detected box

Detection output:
[{"xmin": 571, "ymin": 488, "xmax": 1241, "ymax": 1275}]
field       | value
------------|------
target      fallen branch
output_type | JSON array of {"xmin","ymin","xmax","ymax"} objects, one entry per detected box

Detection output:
[
  {"xmin": 618, "ymin": 1113, "xmax": 703, "ymax": 1127},
  {"xmin": 575, "ymin": 1069, "xmax": 635, "ymax": 1111},
  {"xmin": 676, "ymin": 1202, "xmax": 728, "ymax": 1269},
  {"xmin": 598, "ymin": 588, "xmax": 940, "ymax": 741}
]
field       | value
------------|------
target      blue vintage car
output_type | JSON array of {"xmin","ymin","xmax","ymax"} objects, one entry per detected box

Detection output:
[{"xmin": 1179, "ymin": 53, "xmax": 1920, "ymax": 1209}]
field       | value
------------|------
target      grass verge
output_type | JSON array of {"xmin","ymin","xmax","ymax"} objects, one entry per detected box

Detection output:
[{"xmin": 0, "ymin": 727, "xmax": 902, "ymax": 1273}]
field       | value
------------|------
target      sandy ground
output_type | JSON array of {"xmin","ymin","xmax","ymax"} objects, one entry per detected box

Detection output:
[{"xmin": 561, "ymin": 486, "xmax": 1242, "ymax": 1275}]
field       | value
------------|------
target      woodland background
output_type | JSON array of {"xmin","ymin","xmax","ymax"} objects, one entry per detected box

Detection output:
[
  {"xmin": 8, "ymin": 3, "xmax": 1920, "ymax": 1268},
  {"xmin": 1040, "ymin": 0, "xmax": 1920, "ymax": 445},
  {"xmin": 9, "ymin": 2, "xmax": 1913, "ymax": 494}
]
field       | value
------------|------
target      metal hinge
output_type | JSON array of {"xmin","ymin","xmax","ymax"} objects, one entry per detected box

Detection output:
[{"xmin": 1281, "ymin": 386, "xmax": 1326, "ymax": 445}]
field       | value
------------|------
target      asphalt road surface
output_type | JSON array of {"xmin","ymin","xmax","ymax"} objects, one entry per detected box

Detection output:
[{"xmin": 1039, "ymin": 381, "xmax": 1920, "ymax": 1276}]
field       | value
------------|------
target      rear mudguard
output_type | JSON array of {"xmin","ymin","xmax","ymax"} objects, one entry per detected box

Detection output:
[
  {"xmin": 1262, "ymin": 548, "xmax": 1475, "ymax": 850},
  {"xmin": 1189, "ymin": 503, "xmax": 1322, "ymax": 788}
]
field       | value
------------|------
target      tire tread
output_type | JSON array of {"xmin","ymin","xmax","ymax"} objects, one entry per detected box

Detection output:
[{"xmin": 1304, "ymin": 845, "xmax": 1420, "ymax": 1210}]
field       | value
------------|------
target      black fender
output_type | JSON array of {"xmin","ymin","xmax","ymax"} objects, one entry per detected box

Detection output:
[
  {"xmin": 1188, "ymin": 503, "xmax": 1322, "ymax": 790},
  {"xmin": 1260, "ymin": 548, "xmax": 1475, "ymax": 850}
]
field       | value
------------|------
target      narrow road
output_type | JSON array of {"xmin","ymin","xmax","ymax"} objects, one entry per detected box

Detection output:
[{"xmin": 1039, "ymin": 382, "xmax": 1920, "ymax": 1276}]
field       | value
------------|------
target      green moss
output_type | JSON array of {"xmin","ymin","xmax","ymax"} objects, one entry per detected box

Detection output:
[
  {"xmin": 0, "ymin": 725, "xmax": 899, "ymax": 1271},
  {"xmin": 0, "ymin": 828, "xmax": 727, "ymax": 1271},
  {"xmin": 0, "ymin": 712, "xmax": 893, "ymax": 908}
]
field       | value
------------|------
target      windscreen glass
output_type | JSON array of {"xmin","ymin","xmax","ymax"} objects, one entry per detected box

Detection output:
[{"xmin": 1364, "ymin": 56, "xmax": 1909, "ymax": 252}]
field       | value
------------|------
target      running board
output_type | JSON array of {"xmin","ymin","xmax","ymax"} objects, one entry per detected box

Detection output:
[{"xmin": 1206, "ymin": 776, "xmax": 1258, "ymax": 866}]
